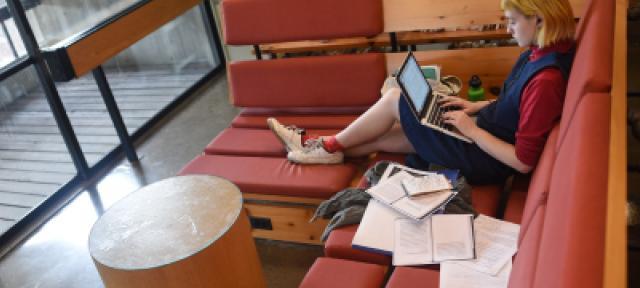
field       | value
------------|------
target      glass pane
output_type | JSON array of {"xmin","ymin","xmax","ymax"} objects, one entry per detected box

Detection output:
[
  {"xmin": 103, "ymin": 5, "xmax": 216, "ymax": 133},
  {"xmin": 21, "ymin": 0, "xmax": 140, "ymax": 48},
  {"xmin": 0, "ymin": 18, "xmax": 26, "ymax": 67},
  {"xmin": 0, "ymin": 65, "xmax": 76, "ymax": 234}
]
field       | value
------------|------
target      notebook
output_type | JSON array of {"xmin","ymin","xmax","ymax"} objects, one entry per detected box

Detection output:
[{"xmin": 396, "ymin": 52, "xmax": 473, "ymax": 143}]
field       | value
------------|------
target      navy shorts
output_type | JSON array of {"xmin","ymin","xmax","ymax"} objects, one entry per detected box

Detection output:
[{"xmin": 398, "ymin": 96, "xmax": 513, "ymax": 184}]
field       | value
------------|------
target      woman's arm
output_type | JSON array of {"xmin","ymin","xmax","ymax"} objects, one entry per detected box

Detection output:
[
  {"xmin": 467, "ymin": 127, "xmax": 533, "ymax": 174},
  {"xmin": 439, "ymin": 96, "xmax": 494, "ymax": 115},
  {"xmin": 442, "ymin": 110, "xmax": 532, "ymax": 173}
]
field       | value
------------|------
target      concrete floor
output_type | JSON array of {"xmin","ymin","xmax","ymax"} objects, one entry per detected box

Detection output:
[{"xmin": 0, "ymin": 73, "xmax": 322, "ymax": 288}]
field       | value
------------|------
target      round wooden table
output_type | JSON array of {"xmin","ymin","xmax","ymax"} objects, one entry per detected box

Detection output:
[{"xmin": 89, "ymin": 175, "xmax": 265, "ymax": 288}]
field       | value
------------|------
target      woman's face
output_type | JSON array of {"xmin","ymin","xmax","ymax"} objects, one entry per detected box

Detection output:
[{"xmin": 504, "ymin": 9, "xmax": 539, "ymax": 47}]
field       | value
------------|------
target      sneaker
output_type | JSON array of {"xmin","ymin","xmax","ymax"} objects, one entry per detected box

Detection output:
[
  {"xmin": 267, "ymin": 117, "xmax": 304, "ymax": 152},
  {"xmin": 287, "ymin": 138, "xmax": 344, "ymax": 164}
]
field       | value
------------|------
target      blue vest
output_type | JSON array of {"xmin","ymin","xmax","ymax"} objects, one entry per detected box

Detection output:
[{"xmin": 476, "ymin": 48, "xmax": 575, "ymax": 144}]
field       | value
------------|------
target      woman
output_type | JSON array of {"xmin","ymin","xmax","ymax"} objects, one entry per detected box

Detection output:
[{"xmin": 268, "ymin": 0, "xmax": 576, "ymax": 184}]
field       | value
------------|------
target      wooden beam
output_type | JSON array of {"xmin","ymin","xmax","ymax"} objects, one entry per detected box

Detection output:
[
  {"xmin": 62, "ymin": 0, "xmax": 201, "ymax": 78},
  {"xmin": 604, "ymin": 0, "xmax": 628, "ymax": 287}
]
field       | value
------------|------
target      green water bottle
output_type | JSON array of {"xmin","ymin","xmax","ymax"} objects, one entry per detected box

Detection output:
[{"xmin": 468, "ymin": 75, "xmax": 485, "ymax": 102}]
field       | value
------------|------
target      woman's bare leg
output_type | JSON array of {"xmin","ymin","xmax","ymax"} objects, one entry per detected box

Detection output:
[
  {"xmin": 343, "ymin": 123, "xmax": 415, "ymax": 157},
  {"xmin": 335, "ymin": 88, "xmax": 403, "ymax": 148}
]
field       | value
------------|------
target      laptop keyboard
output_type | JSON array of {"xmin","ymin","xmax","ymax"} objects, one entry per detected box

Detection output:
[{"xmin": 425, "ymin": 94, "xmax": 456, "ymax": 132}]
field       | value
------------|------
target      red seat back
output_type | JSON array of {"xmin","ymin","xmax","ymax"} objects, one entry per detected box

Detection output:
[
  {"xmin": 229, "ymin": 53, "xmax": 387, "ymax": 108},
  {"xmin": 221, "ymin": 0, "xmax": 383, "ymax": 45}
]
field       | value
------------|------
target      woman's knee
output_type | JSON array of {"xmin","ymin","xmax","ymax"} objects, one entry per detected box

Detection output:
[{"xmin": 381, "ymin": 88, "xmax": 402, "ymax": 119}]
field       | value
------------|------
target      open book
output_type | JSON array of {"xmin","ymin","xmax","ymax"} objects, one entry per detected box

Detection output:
[{"xmin": 393, "ymin": 214, "xmax": 476, "ymax": 266}]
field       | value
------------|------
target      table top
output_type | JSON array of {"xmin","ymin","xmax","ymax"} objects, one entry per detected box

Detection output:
[{"xmin": 88, "ymin": 175, "xmax": 243, "ymax": 270}]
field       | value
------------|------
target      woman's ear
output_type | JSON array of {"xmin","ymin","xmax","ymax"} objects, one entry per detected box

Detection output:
[{"xmin": 536, "ymin": 16, "xmax": 543, "ymax": 28}]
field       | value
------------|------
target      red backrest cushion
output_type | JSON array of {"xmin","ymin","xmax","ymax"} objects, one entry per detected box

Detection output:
[
  {"xmin": 558, "ymin": 0, "xmax": 614, "ymax": 150},
  {"xmin": 516, "ymin": 125, "xmax": 559, "ymax": 243},
  {"xmin": 229, "ymin": 53, "xmax": 387, "ymax": 108},
  {"xmin": 508, "ymin": 205, "xmax": 547, "ymax": 288},
  {"xmin": 534, "ymin": 93, "xmax": 611, "ymax": 288},
  {"xmin": 222, "ymin": 0, "xmax": 383, "ymax": 45}
]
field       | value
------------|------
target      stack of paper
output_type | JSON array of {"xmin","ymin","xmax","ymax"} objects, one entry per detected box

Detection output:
[
  {"xmin": 440, "ymin": 215, "xmax": 520, "ymax": 288},
  {"xmin": 366, "ymin": 168, "xmax": 457, "ymax": 220}
]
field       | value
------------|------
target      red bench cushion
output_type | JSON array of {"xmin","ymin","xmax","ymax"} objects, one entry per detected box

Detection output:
[
  {"xmin": 231, "ymin": 114, "xmax": 359, "ymax": 130},
  {"xmin": 179, "ymin": 155, "xmax": 357, "ymax": 199},
  {"xmin": 558, "ymin": 0, "xmax": 614, "ymax": 151},
  {"xmin": 221, "ymin": 0, "xmax": 383, "ymax": 45},
  {"xmin": 299, "ymin": 257, "xmax": 387, "ymax": 288},
  {"xmin": 508, "ymin": 205, "xmax": 547, "ymax": 288},
  {"xmin": 510, "ymin": 126, "xmax": 559, "ymax": 240},
  {"xmin": 324, "ymin": 225, "xmax": 391, "ymax": 265},
  {"xmin": 229, "ymin": 54, "xmax": 386, "ymax": 108},
  {"xmin": 205, "ymin": 128, "xmax": 339, "ymax": 157},
  {"xmin": 385, "ymin": 266, "xmax": 439, "ymax": 288}
]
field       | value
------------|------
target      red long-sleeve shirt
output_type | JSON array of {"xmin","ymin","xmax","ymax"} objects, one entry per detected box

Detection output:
[{"xmin": 515, "ymin": 41, "xmax": 574, "ymax": 167}]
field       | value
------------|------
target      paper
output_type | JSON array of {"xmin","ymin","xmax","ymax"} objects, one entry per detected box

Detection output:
[
  {"xmin": 402, "ymin": 173, "xmax": 453, "ymax": 196},
  {"xmin": 440, "ymin": 260, "xmax": 512, "ymax": 288},
  {"xmin": 366, "ymin": 171, "xmax": 411, "ymax": 204},
  {"xmin": 392, "ymin": 218, "xmax": 434, "ymax": 266},
  {"xmin": 352, "ymin": 199, "xmax": 404, "ymax": 254},
  {"xmin": 393, "ymin": 214, "xmax": 474, "ymax": 266},
  {"xmin": 392, "ymin": 190, "xmax": 455, "ymax": 219},
  {"xmin": 456, "ymin": 215, "xmax": 520, "ymax": 275},
  {"xmin": 432, "ymin": 215, "xmax": 475, "ymax": 262}
]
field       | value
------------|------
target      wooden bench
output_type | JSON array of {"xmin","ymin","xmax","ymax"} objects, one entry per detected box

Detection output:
[{"xmin": 257, "ymin": 0, "xmax": 585, "ymax": 57}]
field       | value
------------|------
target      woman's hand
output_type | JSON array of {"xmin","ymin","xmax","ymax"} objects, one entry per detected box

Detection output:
[
  {"xmin": 438, "ymin": 95, "xmax": 485, "ymax": 115},
  {"xmin": 442, "ymin": 110, "xmax": 479, "ymax": 138}
]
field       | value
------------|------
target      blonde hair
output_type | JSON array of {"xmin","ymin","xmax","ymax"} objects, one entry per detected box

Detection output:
[{"xmin": 501, "ymin": 0, "xmax": 575, "ymax": 48}]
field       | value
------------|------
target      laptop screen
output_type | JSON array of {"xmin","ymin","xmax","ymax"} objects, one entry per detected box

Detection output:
[{"xmin": 398, "ymin": 54, "xmax": 431, "ymax": 114}]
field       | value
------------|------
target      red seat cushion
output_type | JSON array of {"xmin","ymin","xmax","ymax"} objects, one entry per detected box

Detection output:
[
  {"xmin": 385, "ymin": 266, "xmax": 440, "ymax": 288},
  {"xmin": 299, "ymin": 257, "xmax": 387, "ymax": 288},
  {"xmin": 231, "ymin": 114, "xmax": 359, "ymax": 130},
  {"xmin": 204, "ymin": 128, "xmax": 339, "ymax": 157},
  {"xmin": 229, "ymin": 54, "xmax": 386, "ymax": 108},
  {"xmin": 471, "ymin": 184, "xmax": 502, "ymax": 217},
  {"xmin": 324, "ymin": 225, "xmax": 391, "ymax": 265},
  {"xmin": 503, "ymin": 174, "xmax": 531, "ymax": 224},
  {"xmin": 222, "ymin": 0, "xmax": 383, "ymax": 45},
  {"xmin": 179, "ymin": 155, "xmax": 356, "ymax": 199}
]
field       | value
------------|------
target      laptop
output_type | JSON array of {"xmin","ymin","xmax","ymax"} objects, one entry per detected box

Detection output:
[{"xmin": 396, "ymin": 52, "xmax": 473, "ymax": 143}]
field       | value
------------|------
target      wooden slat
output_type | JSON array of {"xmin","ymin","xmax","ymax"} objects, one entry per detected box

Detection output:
[
  {"xmin": 260, "ymin": 37, "xmax": 376, "ymax": 54},
  {"xmin": 0, "ymin": 180, "xmax": 61, "ymax": 196},
  {"xmin": 243, "ymin": 193, "xmax": 325, "ymax": 205},
  {"xmin": 0, "ymin": 192, "xmax": 45, "ymax": 208},
  {"xmin": 0, "ymin": 141, "xmax": 116, "ymax": 153},
  {"xmin": 0, "ymin": 160, "xmax": 76, "ymax": 174},
  {"xmin": 0, "ymin": 219, "xmax": 14, "ymax": 234},
  {"xmin": 604, "ymin": 0, "xmax": 628, "ymax": 287},
  {"xmin": 0, "ymin": 134, "xmax": 119, "ymax": 144},
  {"xmin": 0, "ymin": 169, "xmax": 75, "ymax": 185},
  {"xmin": 385, "ymin": 46, "xmax": 523, "ymax": 97},
  {"xmin": 0, "ymin": 125, "xmax": 119, "ymax": 136},
  {"xmin": 0, "ymin": 205, "xmax": 31, "ymax": 221},
  {"xmin": 64, "ymin": 0, "xmax": 201, "ymax": 77}
]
